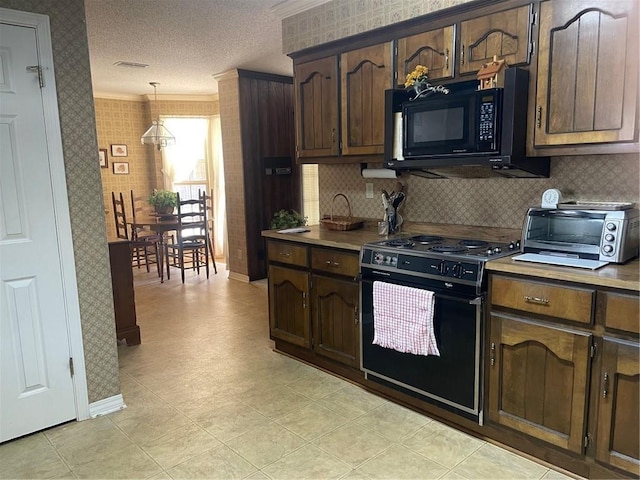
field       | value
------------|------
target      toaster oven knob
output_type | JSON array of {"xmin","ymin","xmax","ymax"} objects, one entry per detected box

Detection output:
[
  {"xmin": 603, "ymin": 245, "xmax": 614, "ymax": 254},
  {"xmin": 605, "ymin": 233, "xmax": 615, "ymax": 242},
  {"xmin": 606, "ymin": 222, "xmax": 617, "ymax": 231}
]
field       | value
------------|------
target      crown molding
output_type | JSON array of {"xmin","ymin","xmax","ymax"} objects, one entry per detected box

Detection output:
[{"xmin": 270, "ymin": 0, "xmax": 330, "ymax": 19}]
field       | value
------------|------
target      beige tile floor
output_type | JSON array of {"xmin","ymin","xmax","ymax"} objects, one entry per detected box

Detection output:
[{"xmin": 1, "ymin": 266, "xmax": 581, "ymax": 479}]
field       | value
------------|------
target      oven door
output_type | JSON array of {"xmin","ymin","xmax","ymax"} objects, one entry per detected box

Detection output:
[{"xmin": 360, "ymin": 272, "xmax": 484, "ymax": 422}]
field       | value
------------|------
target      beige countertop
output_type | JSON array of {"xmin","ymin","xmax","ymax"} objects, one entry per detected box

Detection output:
[
  {"xmin": 486, "ymin": 255, "xmax": 640, "ymax": 292},
  {"xmin": 262, "ymin": 223, "xmax": 639, "ymax": 292},
  {"xmin": 261, "ymin": 222, "xmax": 522, "ymax": 252}
]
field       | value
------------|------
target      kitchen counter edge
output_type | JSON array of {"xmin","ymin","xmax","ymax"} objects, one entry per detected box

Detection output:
[{"xmin": 486, "ymin": 256, "xmax": 640, "ymax": 292}]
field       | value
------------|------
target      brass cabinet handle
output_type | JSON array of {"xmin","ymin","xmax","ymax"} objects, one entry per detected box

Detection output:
[
  {"xmin": 490, "ymin": 342, "xmax": 496, "ymax": 366},
  {"xmin": 325, "ymin": 260, "xmax": 340, "ymax": 267},
  {"xmin": 302, "ymin": 291, "xmax": 307, "ymax": 309},
  {"xmin": 279, "ymin": 252, "xmax": 291, "ymax": 257},
  {"xmin": 354, "ymin": 305, "xmax": 359, "ymax": 325},
  {"xmin": 460, "ymin": 45, "xmax": 464, "ymax": 65},
  {"xmin": 524, "ymin": 295, "xmax": 549, "ymax": 305},
  {"xmin": 603, "ymin": 372, "xmax": 609, "ymax": 398},
  {"xmin": 536, "ymin": 106, "xmax": 542, "ymax": 128},
  {"xmin": 331, "ymin": 128, "xmax": 336, "ymax": 143},
  {"xmin": 445, "ymin": 48, "xmax": 449, "ymax": 69}
]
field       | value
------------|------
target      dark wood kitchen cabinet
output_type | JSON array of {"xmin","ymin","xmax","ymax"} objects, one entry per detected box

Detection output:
[
  {"xmin": 294, "ymin": 56, "xmax": 340, "ymax": 159},
  {"xmin": 267, "ymin": 240, "xmax": 361, "ymax": 372},
  {"xmin": 533, "ymin": 0, "xmax": 639, "ymax": 149},
  {"xmin": 310, "ymin": 247, "xmax": 360, "ymax": 368},
  {"xmin": 594, "ymin": 290, "xmax": 640, "ymax": 477},
  {"xmin": 340, "ymin": 42, "xmax": 393, "ymax": 156},
  {"xmin": 488, "ymin": 275, "xmax": 595, "ymax": 454},
  {"xmin": 488, "ymin": 272, "xmax": 640, "ymax": 477},
  {"xmin": 108, "ymin": 241, "xmax": 140, "ymax": 346},
  {"xmin": 459, "ymin": 4, "xmax": 533, "ymax": 75},
  {"xmin": 488, "ymin": 312, "xmax": 591, "ymax": 453},
  {"xmin": 594, "ymin": 337, "xmax": 639, "ymax": 477},
  {"xmin": 267, "ymin": 241, "xmax": 310, "ymax": 348},
  {"xmin": 396, "ymin": 25, "xmax": 455, "ymax": 86}
]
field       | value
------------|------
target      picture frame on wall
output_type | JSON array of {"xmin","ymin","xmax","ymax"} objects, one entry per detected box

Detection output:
[
  {"xmin": 111, "ymin": 144, "xmax": 128, "ymax": 157},
  {"xmin": 112, "ymin": 162, "xmax": 129, "ymax": 175},
  {"xmin": 99, "ymin": 149, "xmax": 108, "ymax": 168}
]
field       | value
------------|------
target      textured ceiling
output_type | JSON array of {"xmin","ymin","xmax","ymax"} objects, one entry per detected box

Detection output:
[{"xmin": 84, "ymin": 0, "xmax": 319, "ymax": 97}]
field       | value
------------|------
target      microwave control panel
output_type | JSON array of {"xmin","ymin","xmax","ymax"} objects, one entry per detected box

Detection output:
[{"xmin": 476, "ymin": 90, "xmax": 501, "ymax": 151}]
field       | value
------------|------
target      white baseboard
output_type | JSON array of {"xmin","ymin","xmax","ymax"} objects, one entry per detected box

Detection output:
[{"xmin": 89, "ymin": 394, "xmax": 126, "ymax": 418}]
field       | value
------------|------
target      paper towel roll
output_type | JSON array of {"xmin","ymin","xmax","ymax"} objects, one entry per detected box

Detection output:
[
  {"xmin": 392, "ymin": 112, "xmax": 404, "ymax": 160},
  {"xmin": 361, "ymin": 168, "xmax": 398, "ymax": 179}
]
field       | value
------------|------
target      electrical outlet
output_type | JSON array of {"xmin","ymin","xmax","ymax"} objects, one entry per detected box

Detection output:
[{"xmin": 365, "ymin": 183, "xmax": 374, "ymax": 199}]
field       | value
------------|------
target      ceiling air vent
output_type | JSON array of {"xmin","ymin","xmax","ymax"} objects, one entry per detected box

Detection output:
[{"xmin": 113, "ymin": 61, "xmax": 148, "ymax": 69}]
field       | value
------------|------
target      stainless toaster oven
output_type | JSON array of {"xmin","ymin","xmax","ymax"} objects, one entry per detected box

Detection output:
[{"xmin": 521, "ymin": 207, "xmax": 639, "ymax": 264}]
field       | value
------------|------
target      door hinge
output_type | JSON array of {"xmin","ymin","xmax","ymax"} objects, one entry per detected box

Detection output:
[
  {"xmin": 590, "ymin": 340, "xmax": 597, "ymax": 359},
  {"xmin": 26, "ymin": 65, "xmax": 45, "ymax": 88},
  {"xmin": 69, "ymin": 357, "xmax": 75, "ymax": 377},
  {"xmin": 584, "ymin": 432, "xmax": 592, "ymax": 451}
]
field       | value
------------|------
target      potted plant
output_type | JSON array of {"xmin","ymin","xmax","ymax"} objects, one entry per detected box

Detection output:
[
  {"xmin": 148, "ymin": 189, "xmax": 177, "ymax": 215},
  {"xmin": 270, "ymin": 209, "xmax": 307, "ymax": 229}
]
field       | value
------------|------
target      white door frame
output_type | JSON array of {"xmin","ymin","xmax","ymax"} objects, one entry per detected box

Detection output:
[{"xmin": 0, "ymin": 7, "xmax": 90, "ymax": 421}]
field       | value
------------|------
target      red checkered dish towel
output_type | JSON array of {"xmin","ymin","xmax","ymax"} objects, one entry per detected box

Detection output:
[{"xmin": 372, "ymin": 281, "xmax": 440, "ymax": 357}]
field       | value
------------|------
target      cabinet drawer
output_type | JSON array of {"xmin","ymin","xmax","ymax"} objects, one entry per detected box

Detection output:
[
  {"xmin": 491, "ymin": 276, "xmax": 594, "ymax": 324},
  {"xmin": 311, "ymin": 248, "xmax": 359, "ymax": 277},
  {"xmin": 267, "ymin": 241, "xmax": 308, "ymax": 267},
  {"xmin": 602, "ymin": 291, "xmax": 640, "ymax": 334}
]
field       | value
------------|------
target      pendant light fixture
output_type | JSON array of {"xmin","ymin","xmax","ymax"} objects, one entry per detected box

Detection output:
[{"xmin": 141, "ymin": 82, "xmax": 176, "ymax": 150}]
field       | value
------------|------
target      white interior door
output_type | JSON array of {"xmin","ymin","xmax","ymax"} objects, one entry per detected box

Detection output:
[{"xmin": 0, "ymin": 16, "xmax": 83, "ymax": 442}]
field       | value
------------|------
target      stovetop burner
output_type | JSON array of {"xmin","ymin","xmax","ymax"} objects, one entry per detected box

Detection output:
[
  {"xmin": 413, "ymin": 235, "xmax": 444, "ymax": 244},
  {"xmin": 386, "ymin": 238, "xmax": 415, "ymax": 248},
  {"xmin": 458, "ymin": 239, "xmax": 489, "ymax": 248},
  {"xmin": 431, "ymin": 245, "xmax": 468, "ymax": 253}
]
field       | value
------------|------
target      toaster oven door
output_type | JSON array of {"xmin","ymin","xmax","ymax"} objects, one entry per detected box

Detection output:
[{"xmin": 523, "ymin": 209, "xmax": 605, "ymax": 259}]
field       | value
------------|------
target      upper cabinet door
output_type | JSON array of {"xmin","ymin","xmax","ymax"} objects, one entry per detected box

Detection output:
[
  {"xmin": 294, "ymin": 56, "xmax": 340, "ymax": 158},
  {"xmin": 341, "ymin": 42, "xmax": 393, "ymax": 156},
  {"xmin": 396, "ymin": 25, "xmax": 455, "ymax": 86},
  {"xmin": 459, "ymin": 4, "xmax": 533, "ymax": 75},
  {"xmin": 534, "ymin": 0, "xmax": 638, "ymax": 147}
]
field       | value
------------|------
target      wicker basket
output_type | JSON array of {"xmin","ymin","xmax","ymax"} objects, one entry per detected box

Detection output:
[{"xmin": 320, "ymin": 193, "xmax": 364, "ymax": 231}]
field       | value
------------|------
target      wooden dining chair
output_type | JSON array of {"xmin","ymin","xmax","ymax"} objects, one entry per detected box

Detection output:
[
  {"xmin": 130, "ymin": 190, "xmax": 163, "ymax": 243},
  {"xmin": 165, "ymin": 192, "xmax": 210, "ymax": 283},
  {"xmin": 111, "ymin": 191, "xmax": 160, "ymax": 275},
  {"xmin": 199, "ymin": 188, "xmax": 217, "ymax": 274}
]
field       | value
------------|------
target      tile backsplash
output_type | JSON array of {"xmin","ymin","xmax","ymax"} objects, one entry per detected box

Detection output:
[{"xmin": 319, "ymin": 154, "xmax": 640, "ymax": 229}]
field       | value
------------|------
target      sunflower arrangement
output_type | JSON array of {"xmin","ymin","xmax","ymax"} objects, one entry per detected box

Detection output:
[{"xmin": 404, "ymin": 64, "xmax": 429, "ymax": 88}]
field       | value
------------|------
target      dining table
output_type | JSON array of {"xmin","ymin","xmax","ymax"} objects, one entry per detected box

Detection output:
[{"xmin": 128, "ymin": 214, "xmax": 178, "ymax": 283}]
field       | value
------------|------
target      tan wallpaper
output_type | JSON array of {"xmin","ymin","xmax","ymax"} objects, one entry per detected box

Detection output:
[
  {"xmin": 282, "ymin": 0, "xmax": 474, "ymax": 53},
  {"xmin": 0, "ymin": 0, "xmax": 121, "ymax": 402},
  {"xmin": 96, "ymin": 97, "xmax": 218, "ymax": 240},
  {"xmin": 216, "ymin": 71, "xmax": 248, "ymax": 277},
  {"xmin": 319, "ymin": 154, "xmax": 640, "ymax": 230}
]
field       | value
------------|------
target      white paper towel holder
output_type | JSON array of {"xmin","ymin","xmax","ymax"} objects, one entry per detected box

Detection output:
[{"xmin": 360, "ymin": 163, "xmax": 398, "ymax": 179}]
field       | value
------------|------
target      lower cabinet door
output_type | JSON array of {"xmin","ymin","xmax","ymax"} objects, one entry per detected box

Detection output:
[
  {"xmin": 488, "ymin": 313, "xmax": 591, "ymax": 453},
  {"xmin": 268, "ymin": 265, "xmax": 310, "ymax": 348},
  {"xmin": 311, "ymin": 274, "xmax": 359, "ymax": 368},
  {"xmin": 595, "ymin": 337, "xmax": 640, "ymax": 477}
]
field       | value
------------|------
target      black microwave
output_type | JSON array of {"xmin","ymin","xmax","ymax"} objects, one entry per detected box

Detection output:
[
  {"xmin": 384, "ymin": 68, "xmax": 550, "ymax": 178},
  {"xmin": 403, "ymin": 82, "xmax": 501, "ymax": 157}
]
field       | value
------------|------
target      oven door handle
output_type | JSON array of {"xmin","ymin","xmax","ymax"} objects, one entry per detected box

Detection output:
[{"xmin": 435, "ymin": 293, "xmax": 483, "ymax": 305}]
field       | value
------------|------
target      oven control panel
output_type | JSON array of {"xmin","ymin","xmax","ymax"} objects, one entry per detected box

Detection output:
[
  {"xmin": 371, "ymin": 251, "xmax": 398, "ymax": 267},
  {"xmin": 362, "ymin": 249, "xmax": 482, "ymax": 283}
]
